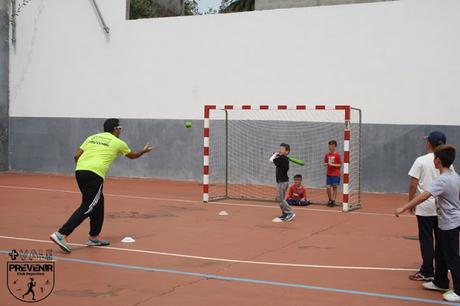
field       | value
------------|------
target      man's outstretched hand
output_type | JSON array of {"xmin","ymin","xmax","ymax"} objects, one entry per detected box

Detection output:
[
  {"xmin": 143, "ymin": 144, "xmax": 154, "ymax": 153},
  {"xmin": 126, "ymin": 144, "xmax": 154, "ymax": 159}
]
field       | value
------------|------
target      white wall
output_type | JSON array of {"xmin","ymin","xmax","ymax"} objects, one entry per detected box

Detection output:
[{"xmin": 9, "ymin": 0, "xmax": 460, "ymax": 125}]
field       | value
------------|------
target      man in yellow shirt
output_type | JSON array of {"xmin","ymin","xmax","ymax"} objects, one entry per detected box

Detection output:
[{"xmin": 50, "ymin": 119, "xmax": 153, "ymax": 253}]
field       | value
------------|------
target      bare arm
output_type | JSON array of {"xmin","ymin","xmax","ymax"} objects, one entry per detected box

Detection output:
[
  {"xmin": 326, "ymin": 160, "xmax": 341, "ymax": 168},
  {"xmin": 408, "ymin": 176, "xmax": 419, "ymax": 214},
  {"xmin": 301, "ymin": 190, "xmax": 306, "ymax": 201},
  {"xmin": 74, "ymin": 149, "xmax": 84, "ymax": 163},
  {"xmin": 125, "ymin": 144, "xmax": 153, "ymax": 160},
  {"xmin": 395, "ymin": 191, "xmax": 432, "ymax": 217},
  {"xmin": 325, "ymin": 156, "xmax": 341, "ymax": 168},
  {"xmin": 408, "ymin": 177, "xmax": 419, "ymax": 201}
]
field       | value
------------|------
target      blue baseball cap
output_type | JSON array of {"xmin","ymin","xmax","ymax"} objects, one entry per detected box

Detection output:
[{"xmin": 425, "ymin": 131, "xmax": 447, "ymax": 147}]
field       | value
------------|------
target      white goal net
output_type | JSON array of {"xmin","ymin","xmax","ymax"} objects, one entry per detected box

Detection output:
[{"xmin": 203, "ymin": 105, "xmax": 362, "ymax": 212}]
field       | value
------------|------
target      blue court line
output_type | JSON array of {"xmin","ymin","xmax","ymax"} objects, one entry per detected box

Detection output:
[{"xmin": 0, "ymin": 250, "xmax": 457, "ymax": 305}]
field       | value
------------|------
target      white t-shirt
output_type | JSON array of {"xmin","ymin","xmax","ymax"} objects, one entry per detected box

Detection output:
[{"xmin": 408, "ymin": 153, "xmax": 439, "ymax": 216}]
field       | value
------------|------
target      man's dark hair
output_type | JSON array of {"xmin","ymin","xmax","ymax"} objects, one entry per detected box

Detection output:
[
  {"xmin": 434, "ymin": 144, "xmax": 456, "ymax": 168},
  {"xmin": 328, "ymin": 140, "xmax": 338, "ymax": 146},
  {"xmin": 104, "ymin": 118, "xmax": 120, "ymax": 133},
  {"xmin": 294, "ymin": 174, "xmax": 302, "ymax": 180},
  {"xmin": 280, "ymin": 143, "xmax": 290, "ymax": 152}
]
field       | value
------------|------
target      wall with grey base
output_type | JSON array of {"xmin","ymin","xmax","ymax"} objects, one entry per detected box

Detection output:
[
  {"xmin": 362, "ymin": 124, "xmax": 460, "ymax": 192},
  {"xmin": 8, "ymin": 117, "xmax": 460, "ymax": 194},
  {"xmin": 0, "ymin": 1, "xmax": 8, "ymax": 171},
  {"xmin": 8, "ymin": 118, "xmax": 204, "ymax": 181}
]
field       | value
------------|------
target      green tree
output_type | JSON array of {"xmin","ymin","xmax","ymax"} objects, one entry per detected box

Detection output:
[
  {"xmin": 184, "ymin": 0, "xmax": 200, "ymax": 16},
  {"xmin": 219, "ymin": 0, "xmax": 254, "ymax": 13},
  {"xmin": 129, "ymin": 0, "xmax": 202, "ymax": 19}
]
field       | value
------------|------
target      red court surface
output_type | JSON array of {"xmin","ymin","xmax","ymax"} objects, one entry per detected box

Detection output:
[{"xmin": 0, "ymin": 173, "xmax": 454, "ymax": 306}]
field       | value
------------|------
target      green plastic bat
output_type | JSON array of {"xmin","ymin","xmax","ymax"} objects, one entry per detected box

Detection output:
[{"xmin": 288, "ymin": 156, "xmax": 305, "ymax": 166}]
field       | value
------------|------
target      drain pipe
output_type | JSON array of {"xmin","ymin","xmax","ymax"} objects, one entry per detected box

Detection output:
[{"xmin": 90, "ymin": 0, "xmax": 110, "ymax": 34}]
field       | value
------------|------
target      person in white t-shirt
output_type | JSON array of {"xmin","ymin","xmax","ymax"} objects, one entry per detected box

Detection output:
[{"xmin": 407, "ymin": 131, "xmax": 447, "ymax": 281}]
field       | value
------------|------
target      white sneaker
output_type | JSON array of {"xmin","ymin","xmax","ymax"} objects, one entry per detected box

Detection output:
[
  {"xmin": 423, "ymin": 281, "xmax": 449, "ymax": 292},
  {"xmin": 49, "ymin": 232, "xmax": 71, "ymax": 253},
  {"xmin": 443, "ymin": 290, "xmax": 460, "ymax": 302}
]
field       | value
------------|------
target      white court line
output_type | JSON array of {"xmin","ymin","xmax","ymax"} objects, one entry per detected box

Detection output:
[
  {"xmin": 0, "ymin": 235, "xmax": 417, "ymax": 272},
  {"xmin": 0, "ymin": 184, "xmax": 412, "ymax": 218}
]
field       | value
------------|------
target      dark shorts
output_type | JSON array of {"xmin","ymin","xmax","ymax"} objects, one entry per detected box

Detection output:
[
  {"xmin": 326, "ymin": 175, "xmax": 340, "ymax": 186},
  {"xmin": 286, "ymin": 199, "xmax": 309, "ymax": 206}
]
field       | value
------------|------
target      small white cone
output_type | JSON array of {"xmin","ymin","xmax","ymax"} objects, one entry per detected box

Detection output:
[
  {"xmin": 121, "ymin": 236, "xmax": 135, "ymax": 243},
  {"xmin": 272, "ymin": 217, "xmax": 283, "ymax": 223},
  {"xmin": 218, "ymin": 210, "xmax": 229, "ymax": 216}
]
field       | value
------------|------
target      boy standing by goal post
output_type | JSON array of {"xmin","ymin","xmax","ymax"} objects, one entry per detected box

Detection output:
[
  {"xmin": 396, "ymin": 145, "xmax": 460, "ymax": 303},
  {"xmin": 324, "ymin": 140, "xmax": 342, "ymax": 207},
  {"xmin": 270, "ymin": 143, "xmax": 295, "ymax": 222}
]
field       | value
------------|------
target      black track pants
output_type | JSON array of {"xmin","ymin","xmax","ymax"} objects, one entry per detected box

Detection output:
[
  {"xmin": 417, "ymin": 215, "xmax": 438, "ymax": 277},
  {"xmin": 433, "ymin": 226, "xmax": 460, "ymax": 295},
  {"xmin": 59, "ymin": 170, "xmax": 104, "ymax": 237}
]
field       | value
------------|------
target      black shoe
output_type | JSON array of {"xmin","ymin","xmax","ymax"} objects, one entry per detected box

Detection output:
[
  {"xmin": 284, "ymin": 213, "xmax": 296, "ymax": 222},
  {"xmin": 409, "ymin": 271, "xmax": 434, "ymax": 281},
  {"xmin": 278, "ymin": 213, "xmax": 288, "ymax": 220},
  {"xmin": 327, "ymin": 200, "xmax": 335, "ymax": 207}
]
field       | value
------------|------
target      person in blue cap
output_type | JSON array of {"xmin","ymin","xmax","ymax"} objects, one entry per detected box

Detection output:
[{"xmin": 407, "ymin": 131, "xmax": 448, "ymax": 281}]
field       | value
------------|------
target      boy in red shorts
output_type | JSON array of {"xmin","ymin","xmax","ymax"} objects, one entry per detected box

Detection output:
[
  {"xmin": 324, "ymin": 140, "xmax": 341, "ymax": 207},
  {"xmin": 286, "ymin": 174, "xmax": 310, "ymax": 206}
]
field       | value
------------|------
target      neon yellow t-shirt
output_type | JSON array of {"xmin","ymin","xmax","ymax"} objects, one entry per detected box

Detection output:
[{"xmin": 76, "ymin": 132, "xmax": 131, "ymax": 179}]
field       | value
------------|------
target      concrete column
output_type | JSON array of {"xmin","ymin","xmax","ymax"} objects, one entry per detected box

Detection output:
[{"xmin": 0, "ymin": 0, "xmax": 9, "ymax": 171}]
